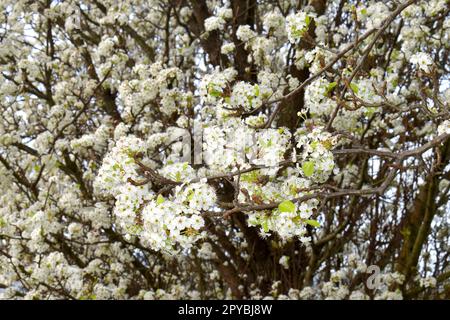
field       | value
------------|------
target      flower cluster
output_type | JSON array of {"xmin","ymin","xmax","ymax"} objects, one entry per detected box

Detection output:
[
  {"xmin": 203, "ymin": 123, "xmax": 252, "ymax": 172},
  {"xmin": 286, "ymin": 11, "xmax": 312, "ymax": 44},
  {"xmin": 159, "ymin": 162, "xmax": 197, "ymax": 183},
  {"xmin": 247, "ymin": 128, "xmax": 291, "ymax": 171},
  {"xmin": 118, "ymin": 62, "xmax": 184, "ymax": 120},
  {"xmin": 204, "ymin": 6, "xmax": 232, "ymax": 32},
  {"xmin": 438, "ymin": 120, "xmax": 450, "ymax": 135},
  {"xmin": 363, "ymin": 2, "xmax": 390, "ymax": 29},
  {"xmin": 263, "ymin": 11, "xmax": 286, "ymax": 38},
  {"xmin": 236, "ymin": 25, "xmax": 256, "ymax": 42},
  {"xmin": 140, "ymin": 197, "xmax": 206, "ymax": 253},
  {"xmin": 230, "ymin": 81, "xmax": 264, "ymax": 111},
  {"xmin": 96, "ymin": 138, "xmax": 216, "ymax": 252},
  {"xmin": 1, "ymin": 0, "xmax": 448, "ymax": 301},
  {"xmin": 247, "ymin": 197, "xmax": 319, "ymax": 244},
  {"xmin": 410, "ymin": 52, "xmax": 434, "ymax": 73},
  {"xmin": 239, "ymin": 167, "xmax": 319, "ymax": 244},
  {"xmin": 296, "ymin": 127, "xmax": 337, "ymax": 183},
  {"xmin": 94, "ymin": 136, "xmax": 148, "ymax": 196},
  {"xmin": 199, "ymin": 67, "xmax": 237, "ymax": 105},
  {"xmin": 220, "ymin": 43, "xmax": 235, "ymax": 54},
  {"xmin": 173, "ymin": 182, "xmax": 217, "ymax": 211},
  {"xmin": 113, "ymin": 183, "xmax": 154, "ymax": 234},
  {"xmin": 304, "ymin": 77, "xmax": 338, "ymax": 117}
]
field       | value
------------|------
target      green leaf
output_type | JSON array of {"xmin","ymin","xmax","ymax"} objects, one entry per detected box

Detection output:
[
  {"xmin": 208, "ymin": 84, "xmax": 222, "ymax": 97},
  {"xmin": 391, "ymin": 78, "xmax": 398, "ymax": 88},
  {"xmin": 349, "ymin": 83, "xmax": 359, "ymax": 94},
  {"xmin": 305, "ymin": 15, "xmax": 311, "ymax": 26},
  {"xmin": 365, "ymin": 107, "xmax": 376, "ymax": 117},
  {"xmin": 254, "ymin": 84, "xmax": 260, "ymax": 97},
  {"xmin": 262, "ymin": 220, "xmax": 269, "ymax": 233},
  {"xmin": 302, "ymin": 161, "xmax": 315, "ymax": 177},
  {"xmin": 305, "ymin": 219, "xmax": 320, "ymax": 227},
  {"xmin": 156, "ymin": 194, "xmax": 165, "ymax": 204},
  {"xmin": 241, "ymin": 171, "xmax": 260, "ymax": 183},
  {"xmin": 325, "ymin": 82, "xmax": 337, "ymax": 95},
  {"xmin": 278, "ymin": 200, "xmax": 296, "ymax": 213},
  {"xmin": 209, "ymin": 90, "xmax": 221, "ymax": 97}
]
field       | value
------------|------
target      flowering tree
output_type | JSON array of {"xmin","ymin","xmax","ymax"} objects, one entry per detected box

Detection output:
[{"xmin": 0, "ymin": 0, "xmax": 449, "ymax": 300}]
